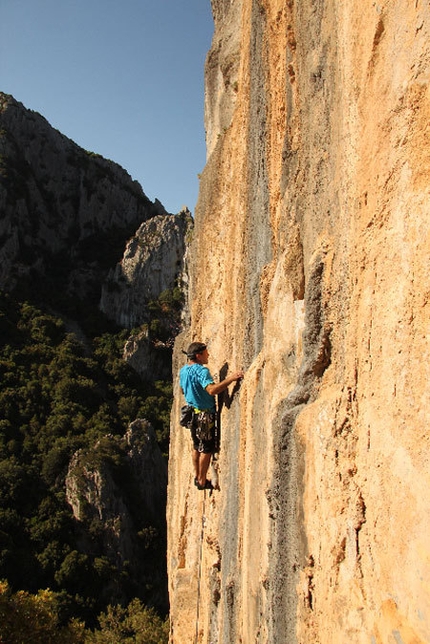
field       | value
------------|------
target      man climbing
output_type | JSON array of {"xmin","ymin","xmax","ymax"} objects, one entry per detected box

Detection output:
[{"xmin": 180, "ymin": 342, "xmax": 244, "ymax": 490}]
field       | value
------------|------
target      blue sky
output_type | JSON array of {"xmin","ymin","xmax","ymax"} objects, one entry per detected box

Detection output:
[{"xmin": 1, "ymin": 0, "xmax": 214, "ymax": 214}]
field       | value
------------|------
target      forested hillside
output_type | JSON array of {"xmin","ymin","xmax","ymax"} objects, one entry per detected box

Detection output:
[
  {"xmin": 0, "ymin": 290, "xmax": 175, "ymax": 637},
  {"xmin": 0, "ymin": 91, "xmax": 192, "ymax": 640}
]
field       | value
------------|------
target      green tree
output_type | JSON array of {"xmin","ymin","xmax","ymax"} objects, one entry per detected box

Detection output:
[
  {"xmin": 0, "ymin": 293, "xmax": 173, "ymax": 624},
  {"xmin": 0, "ymin": 580, "xmax": 86, "ymax": 643},
  {"xmin": 87, "ymin": 599, "xmax": 168, "ymax": 644}
]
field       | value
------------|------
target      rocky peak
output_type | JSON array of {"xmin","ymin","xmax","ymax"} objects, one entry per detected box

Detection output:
[
  {"xmin": 0, "ymin": 92, "xmax": 177, "ymax": 304},
  {"xmin": 100, "ymin": 207, "xmax": 193, "ymax": 329}
]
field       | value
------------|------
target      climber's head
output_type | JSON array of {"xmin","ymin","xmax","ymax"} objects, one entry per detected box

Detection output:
[{"xmin": 185, "ymin": 342, "xmax": 208, "ymax": 363}]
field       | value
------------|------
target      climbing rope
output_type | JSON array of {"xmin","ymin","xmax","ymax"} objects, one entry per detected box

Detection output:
[{"xmin": 195, "ymin": 489, "xmax": 207, "ymax": 644}]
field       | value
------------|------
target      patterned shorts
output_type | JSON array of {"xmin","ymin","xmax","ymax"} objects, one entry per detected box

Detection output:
[{"xmin": 191, "ymin": 411, "xmax": 216, "ymax": 453}]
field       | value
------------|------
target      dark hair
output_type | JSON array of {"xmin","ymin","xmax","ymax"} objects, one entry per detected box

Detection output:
[{"xmin": 184, "ymin": 342, "xmax": 207, "ymax": 359}]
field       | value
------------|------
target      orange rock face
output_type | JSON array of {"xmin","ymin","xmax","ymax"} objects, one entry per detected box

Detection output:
[{"xmin": 168, "ymin": 1, "xmax": 430, "ymax": 642}]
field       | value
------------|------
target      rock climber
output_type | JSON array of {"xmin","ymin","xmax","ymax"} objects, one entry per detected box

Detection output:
[{"xmin": 180, "ymin": 342, "xmax": 244, "ymax": 490}]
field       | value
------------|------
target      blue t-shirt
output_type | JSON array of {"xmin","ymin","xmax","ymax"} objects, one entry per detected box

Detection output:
[{"xmin": 180, "ymin": 363, "xmax": 215, "ymax": 412}]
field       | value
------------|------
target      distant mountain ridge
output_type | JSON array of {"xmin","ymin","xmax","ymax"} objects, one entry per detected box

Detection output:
[{"xmin": 0, "ymin": 91, "xmax": 190, "ymax": 318}]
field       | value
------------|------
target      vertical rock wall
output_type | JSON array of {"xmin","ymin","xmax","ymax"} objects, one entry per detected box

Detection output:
[{"xmin": 168, "ymin": 0, "xmax": 429, "ymax": 642}]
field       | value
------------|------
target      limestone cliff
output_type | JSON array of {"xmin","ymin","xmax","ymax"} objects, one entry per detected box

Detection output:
[{"xmin": 167, "ymin": 1, "xmax": 429, "ymax": 643}]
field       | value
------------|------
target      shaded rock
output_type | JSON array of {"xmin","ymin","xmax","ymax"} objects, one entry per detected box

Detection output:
[
  {"xmin": 65, "ymin": 419, "xmax": 167, "ymax": 608},
  {"xmin": 123, "ymin": 329, "xmax": 173, "ymax": 381},
  {"xmin": 0, "ymin": 92, "xmax": 170, "ymax": 303}
]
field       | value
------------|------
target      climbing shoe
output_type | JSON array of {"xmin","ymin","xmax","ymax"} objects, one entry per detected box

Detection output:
[{"xmin": 196, "ymin": 480, "xmax": 213, "ymax": 490}]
